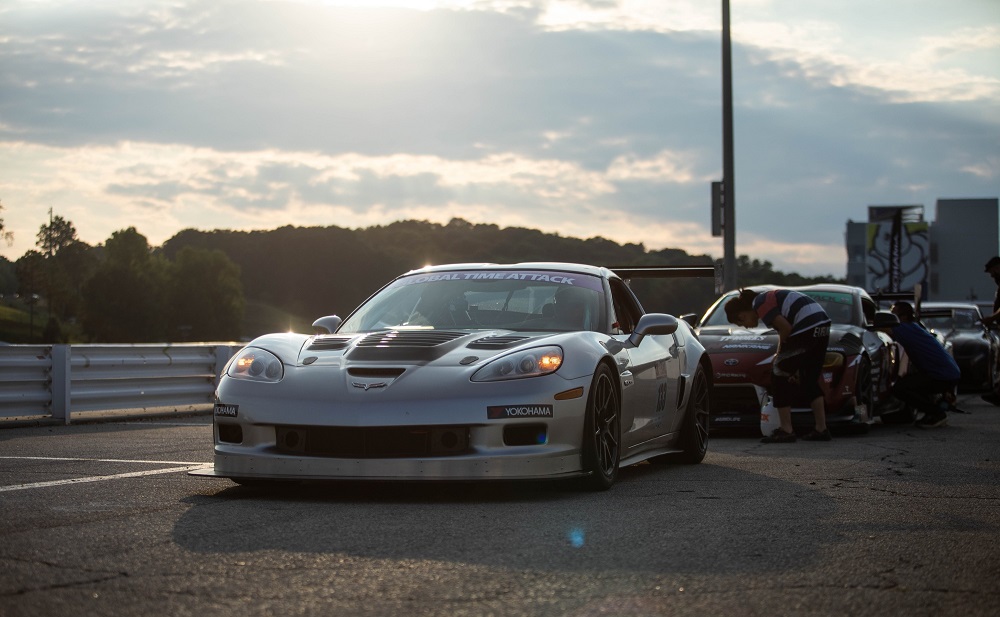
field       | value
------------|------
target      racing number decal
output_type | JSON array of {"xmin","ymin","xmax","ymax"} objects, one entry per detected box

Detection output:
[{"xmin": 655, "ymin": 382, "xmax": 667, "ymax": 414}]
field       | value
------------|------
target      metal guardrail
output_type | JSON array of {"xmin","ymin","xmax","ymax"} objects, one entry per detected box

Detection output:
[{"xmin": 0, "ymin": 344, "xmax": 240, "ymax": 424}]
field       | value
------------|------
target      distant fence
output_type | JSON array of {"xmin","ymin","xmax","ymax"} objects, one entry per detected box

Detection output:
[{"xmin": 0, "ymin": 344, "xmax": 241, "ymax": 424}]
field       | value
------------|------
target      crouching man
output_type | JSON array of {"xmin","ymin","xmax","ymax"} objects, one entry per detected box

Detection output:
[{"xmin": 883, "ymin": 301, "xmax": 961, "ymax": 428}]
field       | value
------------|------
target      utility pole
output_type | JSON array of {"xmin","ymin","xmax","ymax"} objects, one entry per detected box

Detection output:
[{"xmin": 721, "ymin": 0, "xmax": 737, "ymax": 290}]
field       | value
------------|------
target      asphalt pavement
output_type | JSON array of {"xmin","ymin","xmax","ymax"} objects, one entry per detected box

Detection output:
[{"xmin": 1, "ymin": 394, "xmax": 998, "ymax": 616}]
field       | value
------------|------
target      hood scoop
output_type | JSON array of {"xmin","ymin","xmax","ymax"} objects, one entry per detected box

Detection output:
[
  {"xmin": 308, "ymin": 335, "xmax": 356, "ymax": 351},
  {"xmin": 346, "ymin": 329, "xmax": 468, "ymax": 361},
  {"xmin": 467, "ymin": 334, "xmax": 531, "ymax": 349}
]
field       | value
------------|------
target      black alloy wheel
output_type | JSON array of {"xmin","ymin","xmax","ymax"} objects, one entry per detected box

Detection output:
[
  {"xmin": 653, "ymin": 366, "xmax": 709, "ymax": 464},
  {"xmin": 581, "ymin": 363, "xmax": 621, "ymax": 491}
]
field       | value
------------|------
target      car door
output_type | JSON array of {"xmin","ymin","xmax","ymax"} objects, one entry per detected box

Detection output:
[{"xmin": 608, "ymin": 279, "xmax": 680, "ymax": 448}]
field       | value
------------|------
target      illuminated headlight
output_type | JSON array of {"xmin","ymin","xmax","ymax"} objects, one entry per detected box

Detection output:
[
  {"xmin": 227, "ymin": 348, "xmax": 283, "ymax": 382},
  {"xmin": 823, "ymin": 352, "xmax": 844, "ymax": 369},
  {"xmin": 472, "ymin": 346, "xmax": 563, "ymax": 382}
]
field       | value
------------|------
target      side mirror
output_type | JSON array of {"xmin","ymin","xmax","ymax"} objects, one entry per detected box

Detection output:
[
  {"xmin": 628, "ymin": 313, "xmax": 679, "ymax": 347},
  {"xmin": 679, "ymin": 313, "xmax": 699, "ymax": 328},
  {"xmin": 312, "ymin": 315, "xmax": 342, "ymax": 334},
  {"xmin": 870, "ymin": 311, "xmax": 899, "ymax": 330}
]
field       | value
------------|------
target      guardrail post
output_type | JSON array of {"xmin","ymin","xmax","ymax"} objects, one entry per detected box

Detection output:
[{"xmin": 51, "ymin": 345, "xmax": 71, "ymax": 424}]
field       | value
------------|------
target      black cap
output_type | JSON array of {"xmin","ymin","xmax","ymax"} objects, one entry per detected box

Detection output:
[{"xmin": 986, "ymin": 256, "xmax": 1000, "ymax": 272}]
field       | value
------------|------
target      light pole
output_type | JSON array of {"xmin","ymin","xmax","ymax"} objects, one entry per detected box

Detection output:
[{"xmin": 721, "ymin": 0, "xmax": 737, "ymax": 290}]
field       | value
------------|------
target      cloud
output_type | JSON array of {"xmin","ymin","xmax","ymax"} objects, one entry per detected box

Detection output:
[{"xmin": 0, "ymin": 0, "xmax": 996, "ymax": 281}]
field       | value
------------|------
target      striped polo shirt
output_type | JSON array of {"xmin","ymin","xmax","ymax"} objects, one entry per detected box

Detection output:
[{"xmin": 752, "ymin": 289, "xmax": 831, "ymax": 337}]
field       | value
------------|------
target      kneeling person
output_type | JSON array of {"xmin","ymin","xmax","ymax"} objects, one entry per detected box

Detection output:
[{"xmin": 883, "ymin": 302, "xmax": 960, "ymax": 428}]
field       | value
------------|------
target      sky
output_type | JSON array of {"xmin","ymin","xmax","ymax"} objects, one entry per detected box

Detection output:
[{"xmin": 0, "ymin": 0, "xmax": 997, "ymax": 277}]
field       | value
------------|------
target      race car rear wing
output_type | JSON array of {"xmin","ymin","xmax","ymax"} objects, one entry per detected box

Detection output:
[
  {"xmin": 611, "ymin": 264, "xmax": 723, "ymax": 293},
  {"xmin": 869, "ymin": 290, "xmax": 915, "ymax": 311}
]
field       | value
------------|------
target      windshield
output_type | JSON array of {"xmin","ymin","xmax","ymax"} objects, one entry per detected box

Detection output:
[
  {"xmin": 702, "ymin": 289, "xmax": 857, "ymax": 327},
  {"xmin": 803, "ymin": 291, "xmax": 855, "ymax": 325},
  {"xmin": 924, "ymin": 308, "xmax": 979, "ymax": 331},
  {"xmin": 338, "ymin": 269, "xmax": 605, "ymax": 334}
]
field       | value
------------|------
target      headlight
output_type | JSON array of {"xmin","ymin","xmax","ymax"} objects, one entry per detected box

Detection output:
[
  {"xmin": 227, "ymin": 348, "xmax": 284, "ymax": 382},
  {"xmin": 823, "ymin": 352, "xmax": 844, "ymax": 369},
  {"xmin": 472, "ymin": 345, "xmax": 563, "ymax": 382}
]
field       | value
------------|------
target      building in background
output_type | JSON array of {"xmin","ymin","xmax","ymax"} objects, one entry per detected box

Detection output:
[{"xmin": 846, "ymin": 197, "xmax": 999, "ymax": 304}]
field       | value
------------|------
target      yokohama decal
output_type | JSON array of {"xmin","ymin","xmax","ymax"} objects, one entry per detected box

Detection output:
[
  {"xmin": 214, "ymin": 403, "xmax": 239, "ymax": 417},
  {"xmin": 488, "ymin": 404, "xmax": 554, "ymax": 419}
]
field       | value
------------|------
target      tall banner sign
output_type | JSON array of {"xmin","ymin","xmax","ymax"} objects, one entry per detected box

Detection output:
[{"xmin": 865, "ymin": 216, "xmax": 929, "ymax": 294}]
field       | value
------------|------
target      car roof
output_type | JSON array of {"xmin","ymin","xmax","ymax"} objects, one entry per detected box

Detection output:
[
  {"xmin": 402, "ymin": 262, "xmax": 612, "ymax": 278},
  {"xmin": 921, "ymin": 301, "xmax": 979, "ymax": 308},
  {"xmin": 720, "ymin": 283, "xmax": 867, "ymax": 297}
]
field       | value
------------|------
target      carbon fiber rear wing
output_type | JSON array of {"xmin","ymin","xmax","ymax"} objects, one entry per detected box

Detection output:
[{"xmin": 611, "ymin": 264, "xmax": 723, "ymax": 293}]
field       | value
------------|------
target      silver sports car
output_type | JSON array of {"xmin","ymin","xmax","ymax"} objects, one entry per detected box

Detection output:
[{"xmin": 193, "ymin": 262, "xmax": 714, "ymax": 490}]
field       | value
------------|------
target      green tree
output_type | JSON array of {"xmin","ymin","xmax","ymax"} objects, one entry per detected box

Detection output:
[
  {"xmin": 47, "ymin": 240, "xmax": 95, "ymax": 320},
  {"xmin": 14, "ymin": 251, "xmax": 45, "ymax": 342},
  {"xmin": 0, "ymin": 199, "xmax": 13, "ymax": 246},
  {"xmin": 167, "ymin": 246, "xmax": 244, "ymax": 341},
  {"xmin": 31, "ymin": 214, "xmax": 95, "ymax": 320},
  {"xmin": 0, "ymin": 256, "xmax": 16, "ymax": 295},
  {"xmin": 36, "ymin": 213, "xmax": 77, "ymax": 257},
  {"xmin": 80, "ymin": 228, "xmax": 168, "ymax": 342},
  {"xmin": 106, "ymin": 227, "xmax": 152, "ymax": 267}
]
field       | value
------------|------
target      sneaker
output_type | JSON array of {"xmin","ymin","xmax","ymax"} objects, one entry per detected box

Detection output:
[
  {"xmin": 761, "ymin": 428, "xmax": 797, "ymax": 443},
  {"xmin": 802, "ymin": 428, "xmax": 832, "ymax": 441},
  {"xmin": 915, "ymin": 411, "xmax": 947, "ymax": 428}
]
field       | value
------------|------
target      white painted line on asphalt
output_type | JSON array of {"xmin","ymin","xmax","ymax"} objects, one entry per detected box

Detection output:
[
  {"xmin": 0, "ymin": 456, "xmax": 206, "ymax": 465},
  {"xmin": 0, "ymin": 456, "xmax": 212, "ymax": 492},
  {"xmin": 0, "ymin": 464, "xmax": 211, "ymax": 492}
]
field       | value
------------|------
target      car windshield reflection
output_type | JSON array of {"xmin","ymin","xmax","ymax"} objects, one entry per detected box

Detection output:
[{"xmin": 338, "ymin": 270, "xmax": 605, "ymax": 334}]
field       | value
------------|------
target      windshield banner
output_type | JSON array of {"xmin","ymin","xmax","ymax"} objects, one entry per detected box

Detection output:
[{"xmin": 395, "ymin": 270, "xmax": 605, "ymax": 292}]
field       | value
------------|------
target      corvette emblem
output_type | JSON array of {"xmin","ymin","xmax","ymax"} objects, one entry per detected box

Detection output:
[{"xmin": 352, "ymin": 381, "xmax": 387, "ymax": 391}]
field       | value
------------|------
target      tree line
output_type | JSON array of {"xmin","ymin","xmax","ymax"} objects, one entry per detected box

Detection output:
[
  {"xmin": 0, "ymin": 215, "xmax": 840, "ymax": 344},
  {"xmin": 1, "ymin": 216, "xmax": 243, "ymax": 343}
]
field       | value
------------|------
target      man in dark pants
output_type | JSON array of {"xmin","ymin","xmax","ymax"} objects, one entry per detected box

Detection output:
[
  {"xmin": 883, "ymin": 302, "xmax": 961, "ymax": 428},
  {"xmin": 981, "ymin": 256, "xmax": 1000, "ymax": 405},
  {"xmin": 725, "ymin": 288, "xmax": 832, "ymax": 442}
]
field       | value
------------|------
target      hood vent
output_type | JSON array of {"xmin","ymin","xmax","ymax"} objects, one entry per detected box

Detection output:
[
  {"xmin": 308, "ymin": 335, "xmax": 355, "ymax": 351},
  {"xmin": 356, "ymin": 330, "xmax": 467, "ymax": 348},
  {"xmin": 467, "ymin": 335, "xmax": 531, "ymax": 349},
  {"xmin": 347, "ymin": 330, "xmax": 468, "ymax": 362}
]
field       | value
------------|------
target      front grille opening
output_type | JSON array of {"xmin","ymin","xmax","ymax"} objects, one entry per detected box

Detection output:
[
  {"xmin": 504, "ymin": 424, "xmax": 548, "ymax": 446},
  {"xmin": 218, "ymin": 423, "xmax": 243, "ymax": 444},
  {"xmin": 275, "ymin": 425, "xmax": 471, "ymax": 458},
  {"xmin": 347, "ymin": 367, "xmax": 406, "ymax": 378}
]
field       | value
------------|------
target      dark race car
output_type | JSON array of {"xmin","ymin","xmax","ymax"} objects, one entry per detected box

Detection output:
[
  {"xmin": 693, "ymin": 284, "xmax": 900, "ymax": 433},
  {"xmin": 920, "ymin": 302, "xmax": 1000, "ymax": 393}
]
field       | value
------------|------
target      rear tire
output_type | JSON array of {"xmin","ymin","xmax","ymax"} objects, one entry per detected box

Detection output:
[
  {"xmin": 673, "ymin": 366, "xmax": 710, "ymax": 464},
  {"xmin": 580, "ymin": 364, "xmax": 621, "ymax": 491}
]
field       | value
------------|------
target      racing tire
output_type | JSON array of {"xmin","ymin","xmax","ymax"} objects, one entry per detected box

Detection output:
[
  {"xmin": 653, "ymin": 366, "xmax": 709, "ymax": 464},
  {"xmin": 580, "ymin": 363, "xmax": 621, "ymax": 491}
]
